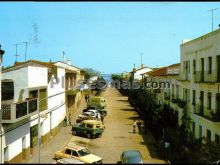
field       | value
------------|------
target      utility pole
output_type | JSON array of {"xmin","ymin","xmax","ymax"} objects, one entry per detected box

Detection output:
[
  {"xmin": 208, "ymin": 8, "xmax": 219, "ymax": 32},
  {"xmin": 14, "ymin": 44, "xmax": 19, "ymax": 62}
]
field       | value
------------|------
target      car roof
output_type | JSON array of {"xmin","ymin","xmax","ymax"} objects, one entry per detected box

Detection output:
[
  {"xmin": 123, "ymin": 150, "xmax": 142, "ymax": 157},
  {"xmin": 90, "ymin": 96, "xmax": 105, "ymax": 99},
  {"xmin": 82, "ymin": 120, "xmax": 102, "ymax": 124},
  {"xmin": 65, "ymin": 143, "xmax": 86, "ymax": 151}
]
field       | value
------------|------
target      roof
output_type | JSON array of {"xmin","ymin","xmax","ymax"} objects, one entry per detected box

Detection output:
[
  {"xmin": 181, "ymin": 28, "xmax": 220, "ymax": 46},
  {"xmin": 14, "ymin": 60, "xmax": 54, "ymax": 68},
  {"xmin": 167, "ymin": 63, "xmax": 180, "ymax": 68},
  {"xmin": 147, "ymin": 67, "xmax": 167, "ymax": 76},
  {"xmin": 135, "ymin": 66, "xmax": 152, "ymax": 72},
  {"xmin": 55, "ymin": 61, "xmax": 82, "ymax": 70}
]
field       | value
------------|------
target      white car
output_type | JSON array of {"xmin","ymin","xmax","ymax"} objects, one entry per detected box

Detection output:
[{"xmin": 86, "ymin": 110, "xmax": 101, "ymax": 119}]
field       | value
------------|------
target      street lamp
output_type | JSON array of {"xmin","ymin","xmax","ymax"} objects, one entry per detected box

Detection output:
[{"xmin": 0, "ymin": 45, "xmax": 5, "ymax": 164}]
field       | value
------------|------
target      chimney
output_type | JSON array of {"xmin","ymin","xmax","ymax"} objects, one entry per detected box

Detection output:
[{"xmin": 67, "ymin": 59, "xmax": 71, "ymax": 65}]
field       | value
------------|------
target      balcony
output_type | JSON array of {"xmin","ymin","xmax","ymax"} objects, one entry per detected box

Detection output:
[
  {"xmin": 179, "ymin": 72, "xmax": 189, "ymax": 81},
  {"xmin": 194, "ymin": 71, "xmax": 219, "ymax": 83},
  {"xmin": 193, "ymin": 104, "xmax": 220, "ymax": 122},
  {"xmin": 2, "ymin": 98, "xmax": 38, "ymax": 123}
]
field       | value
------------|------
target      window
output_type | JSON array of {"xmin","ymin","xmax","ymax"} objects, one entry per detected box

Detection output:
[
  {"xmin": 192, "ymin": 122, "xmax": 195, "ymax": 137},
  {"xmin": 65, "ymin": 149, "xmax": 72, "ymax": 155},
  {"xmin": 2, "ymin": 82, "xmax": 14, "ymax": 101},
  {"xmin": 199, "ymin": 125, "xmax": 203, "ymax": 138},
  {"xmin": 39, "ymin": 89, "xmax": 47, "ymax": 112},
  {"xmin": 16, "ymin": 102, "xmax": 27, "ymax": 118},
  {"xmin": 29, "ymin": 90, "xmax": 38, "ymax": 98},
  {"xmin": 87, "ymin": 124, "xmax": 93, "ymax": 129},
  {"xmin": 208, "ymin": 57, "xmax": 212, "ymax": 74},
  {"xmin": 215, "ymin": 134, "xmax": 220, "ymax": 144},
  {"xmin": 208, "ymin": 92, "xmax": 212, "ymax": 110},
  {"xmin": 193, "ymin": 60, "xmax": 196, "ymax": 75},
  {"xmin": 72, "ymin": 151, "xmax": 79, "ymax": 157},
  {"xmin": 192, "ymin": 90, "xmax": 196, "ymax": 105},
  {"xmin": 207, "ymin": 129, "xmax": 211, "ymax": 142}
]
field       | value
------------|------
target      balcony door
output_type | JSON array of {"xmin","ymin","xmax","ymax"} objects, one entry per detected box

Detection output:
[
  {"xmin": 200, "ymin": 91, "xmax": 204, "ymax": 115},
  {"xmin": 201, "ymin": 58, "xmax": 204, "ymax": 82},
  {"xmin": 217, "ymin": 55, "xmax": 220, "ymax": 82}
]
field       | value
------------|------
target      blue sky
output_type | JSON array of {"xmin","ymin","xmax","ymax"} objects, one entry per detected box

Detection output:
[{"xmin": 0, "ymin": 2, "xmax": 220, "ymax": 74}]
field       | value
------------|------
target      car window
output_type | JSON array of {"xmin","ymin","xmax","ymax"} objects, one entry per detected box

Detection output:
[
  {"xmin": 79, "ymin": 123, "xmax": 85, "ymax": 127},
  {"xmin": 96, "ymin": 124, "xmax": 101, "ymax": 128},
  {"xmin": 87, "ymin": 124, "xmax": 93, "ymax": 129},
  {"xmin": 77, "ymin": 148, "xmax": 91, "ymax": 157},
  {"xmin": 65, "ymin": 149, "xmax": 72, "ymax": 155},
  {"xmin": 72, "ymin": 150, "xmax": 79, "ymax": 157}
]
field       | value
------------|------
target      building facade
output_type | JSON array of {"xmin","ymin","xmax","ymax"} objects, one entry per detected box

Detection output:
[{"xmin": 1, "ymin": 60, "xmax": 84, "ymax": 163}]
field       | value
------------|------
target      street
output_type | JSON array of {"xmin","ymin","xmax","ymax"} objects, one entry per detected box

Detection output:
[{"xmin": 25, "ymin": 87, "xmax": 166, "ymax": 164}]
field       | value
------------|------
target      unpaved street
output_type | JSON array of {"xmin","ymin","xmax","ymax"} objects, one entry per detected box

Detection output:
[
  {"xmin": 80, "ymin": 87, "xmax": 166, "ymax": 163},
  {"xmin": 25, "ymin": 87, "xmax": 166, "ymax": 163}
]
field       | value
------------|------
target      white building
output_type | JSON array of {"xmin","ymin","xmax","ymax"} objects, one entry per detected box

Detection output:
[
  {"xmin": 1, "ymin": 60, "xmax": 84, "ymax": 163},
  {"xmin": 179, "ymin": 28, "xmax": 220, "ymax": 142},
  {"xmin": 132, "ymin": 65, "xmax": 152, "ymax": 80}
]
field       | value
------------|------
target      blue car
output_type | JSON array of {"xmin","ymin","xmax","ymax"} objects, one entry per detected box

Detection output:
[{"xmin": 120, "ymin": 150, "xmax": 144, "ymax": 164}]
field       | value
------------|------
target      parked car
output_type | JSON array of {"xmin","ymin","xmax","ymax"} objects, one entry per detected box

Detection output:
[
  {"xmin": 76, "ymin": 111, "xmax": 101, "ymax": 123},
  {"xmin": 72, "ymin": 120, "xmax": 105, "ymax": 139},
  {"xmin": 88, "ymin": 96, "xmax": 107, "ymax": 109},
  {"xmin": 120, "ymin": 150, "xmax": 144, "ymax": 164},
  {"xmin": 56, "ymin": 158, "xmax": 85, "ymax": 164},
  {"xmin": 54, "ymin": 144, "xmax": 102, "ymax": 164},
  {"xmin": 83, "ymin": 106, "xmax": 107, "ymax": 116}
]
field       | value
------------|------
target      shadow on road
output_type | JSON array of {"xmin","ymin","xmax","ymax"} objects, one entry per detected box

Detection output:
[
  {"xmin": 117, "ymin": 99, "xmax": 129, "ymax": 102},
  {"xmin": 120, "ymin": 108, "xmax": 134, "ymax": 111}
]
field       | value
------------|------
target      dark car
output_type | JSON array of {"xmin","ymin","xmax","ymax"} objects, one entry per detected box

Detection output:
[
  {"xmin": 83, "ymin": 106, "xmax": 107, "ymax": 116},
  {"xmin": 120, "ymin": 150, "xmax": 144, "ymax": 164},
  {"xmin": 72, "ymin": 120, "xmax": 105, "ymax": 139}
]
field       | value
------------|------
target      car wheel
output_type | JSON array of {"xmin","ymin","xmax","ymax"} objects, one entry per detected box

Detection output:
[
  {"xmin": 72, "ymin": 130, "xmax": 77, "ymax": 136},
  {"xmin": 86, "ymin": 133, "xmax": 91, "ymax": 139},
  {"xmin": 98, "ymin": 134, "xmax": 102, "ymax": 138}
]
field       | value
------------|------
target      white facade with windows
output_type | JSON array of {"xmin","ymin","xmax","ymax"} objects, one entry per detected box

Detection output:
[{"xmin": 1, "ymin": 61, "xmax": 66, "ymax": 163}]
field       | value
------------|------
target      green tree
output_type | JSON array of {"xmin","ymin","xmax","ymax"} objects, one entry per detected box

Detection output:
[
  {"xmin": 83, "ymin": 68, "xmax": 101, "ymax": 79},
  {"xmin": 180, "ymin": 107, "xmax": 192, "ymax": 146}
]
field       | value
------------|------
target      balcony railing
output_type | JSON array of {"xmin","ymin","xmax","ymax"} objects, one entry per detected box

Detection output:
[
  {"xmin": 179, "ymin": 70, "xmax": 220, "ymax": 83},
  {"xmin": 194, "ymin": 71, "xmax": 219, "ymax": 83},
  {"xmin": 2, "ymin": 98, "xmax": 38, "ymax": 123},
  {"xmin": 193, "ymin": 104, "xmax": 220, "ymax": 122},
  {"xmin": 179, "ymin": 72, "xmax": 190, "ymax": 81}
]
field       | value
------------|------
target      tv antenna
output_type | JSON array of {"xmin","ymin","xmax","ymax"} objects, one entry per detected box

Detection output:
[
  {"xmin": 13, "ymin": 42, "xmax": 28, "ymax": 62},
  {"xmin": 208, "ymin": 8, "xmax": 219, "ymax": 31}
]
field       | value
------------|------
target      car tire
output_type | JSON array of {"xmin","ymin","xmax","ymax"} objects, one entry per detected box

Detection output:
[
  {"xmin": 72, "ymin": 130, "xmax": 77, "ymax": 136},
  {"xmin": 86, "ymin": 133, "xmax": 91, "ymax": 139}
]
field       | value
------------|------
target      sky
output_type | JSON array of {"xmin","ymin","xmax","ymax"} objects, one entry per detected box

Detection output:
[{"xmin": 0, "ymin": 2, "xmax": 220, "ymax": 74}]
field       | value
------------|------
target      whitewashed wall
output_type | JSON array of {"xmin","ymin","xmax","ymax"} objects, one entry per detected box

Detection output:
[
  {"xmin": 2, "ymin": 67, "xmax": 28, "ymax": 102},
  {"xmin": 47, "ymin": 67, "xmax": 66, "ymax": 130},
  {"xmin": 28, "ymin": 66, "xmax": 48, "ymax": 88}
]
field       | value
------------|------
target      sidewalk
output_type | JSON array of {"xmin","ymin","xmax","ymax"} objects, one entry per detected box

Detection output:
[{"xmin": 24, "ymin": 99, "xmax": 87, "ymax": 163}]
